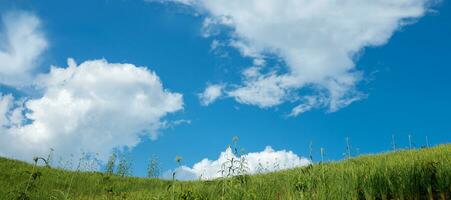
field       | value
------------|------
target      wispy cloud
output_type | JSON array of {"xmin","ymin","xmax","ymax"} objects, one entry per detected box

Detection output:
[
  {"xmin": 199, "ymin": 84, "xmax": 224, "ymax": 106},
  {"xmin": 163, "ymin": 0, "xmax": 434, "ymax": 115}
]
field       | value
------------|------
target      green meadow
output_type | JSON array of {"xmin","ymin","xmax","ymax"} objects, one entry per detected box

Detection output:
[{"xmin": 0, "ymin": 144, "xmax": 450, "ymax": 200}]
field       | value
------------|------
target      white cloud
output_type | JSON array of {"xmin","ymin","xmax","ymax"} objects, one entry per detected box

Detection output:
[
  {"xmin": 0, "ymin": 94, "xmax": 13, "ymax": 127},
  {"xmin": 0, "ymin": 94, "xmax": 24, "ymax": 128},
  {"xmin": 165, "ymin": 0, "xmax": 434, "ymax": 115},
  {"xmin": 0, "ymin": 58, "xmax": 183, "ymax": 162},
  {"xmin": 227, "ymin": 73, "xmax": 288, "ymax": 108},
  {"xmin": 199, "ymin": 84, "xmax": 224, "ymax": 106},
  {"xmin": 164, "ymin": 146, "xmax": 310, "ymax": 180},
  {"xmin": 289, "ymin": 96, "xmax": 324, "ymax": 117},
  {"xmin": 0, "ymin": 11, "xmax": 47, "ymax": 87}
]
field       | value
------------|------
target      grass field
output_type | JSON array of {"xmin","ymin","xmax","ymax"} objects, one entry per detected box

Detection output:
[{"xmin": 0, "ymin": 144, "xmax": 450, "ymax": 200}]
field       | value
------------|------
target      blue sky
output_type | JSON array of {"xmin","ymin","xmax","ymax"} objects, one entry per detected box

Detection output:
[{"xmin": 0, "ymin": 0, "xmax": 450, "ymax": 178}]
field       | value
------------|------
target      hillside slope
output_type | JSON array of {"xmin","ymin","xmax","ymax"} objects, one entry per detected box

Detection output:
[{"xmin": 1, "ymin": 144, "xmax": 450, "ymax": 200}]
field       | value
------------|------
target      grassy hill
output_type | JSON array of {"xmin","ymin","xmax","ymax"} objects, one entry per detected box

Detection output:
[{"xmin": 0, "ymin": 144, "xmax": 450, "ymax": 200}]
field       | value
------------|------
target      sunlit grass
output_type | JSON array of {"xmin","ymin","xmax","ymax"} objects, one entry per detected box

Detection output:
[{"xmin": 0, "ymin": 144, "xmax": 449, "ymax": 199}]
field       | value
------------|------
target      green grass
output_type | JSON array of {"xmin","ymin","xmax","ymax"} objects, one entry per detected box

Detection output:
[{"xmin": 1, "ymin": 144, "xmax": 450, "ymax": 200}]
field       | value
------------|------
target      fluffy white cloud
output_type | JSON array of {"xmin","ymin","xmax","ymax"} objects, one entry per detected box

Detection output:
[
  {"xmin": 164, "ymin": 146, "xmax": 310, "ymax": 180},
  {"xmin": 0, "ymin": 11, "xmax": 47, "ymax": 87},
  {"xmin": 165, "ymin": 0, "xmax": 434, "ymax": 115},
  {"xmin": 199, "ymin": 84, "xmax": 224, "ymax": 106},
  {"xmin": 0, "ymin": 58, "xmax": 183, "ymax": 162}
]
